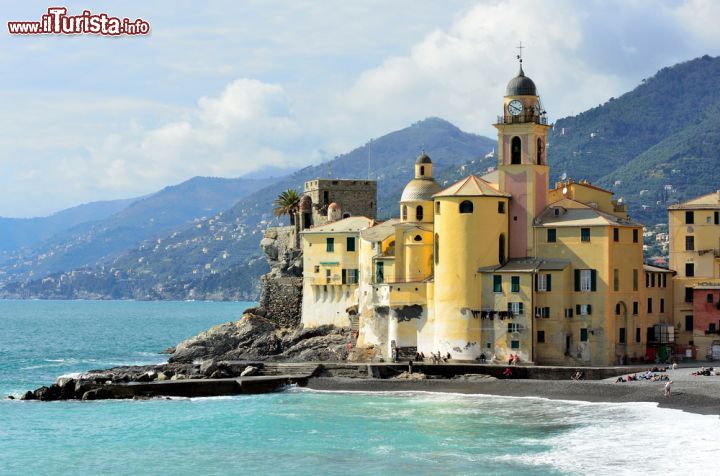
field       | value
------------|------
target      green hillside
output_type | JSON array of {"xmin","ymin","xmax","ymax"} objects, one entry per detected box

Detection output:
[{"xmin": 549, "ymin": 54, "xmax": 720, "ymax": 225}]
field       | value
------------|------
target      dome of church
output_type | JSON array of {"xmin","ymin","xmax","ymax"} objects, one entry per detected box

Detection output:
[
  {"xmin": 415, "ymin": 152, "xmax": 432, "ymax": 164},
  {"xmin": 506, "ymin": 66, "xmax": 537, "ymax": 96},
  {"xmin": 401, "ymin": 178, "xmax": 442, "ymax": 202}
]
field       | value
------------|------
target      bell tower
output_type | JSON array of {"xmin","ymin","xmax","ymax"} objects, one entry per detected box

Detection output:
[{"xmin": 494, "ymin": 51, "xmax": 551, "ymax": 259}]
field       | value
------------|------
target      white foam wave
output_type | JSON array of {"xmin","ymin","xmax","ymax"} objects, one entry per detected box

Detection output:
[{"xmin": 492, "ymin": 404, "xmax": 720, "ymax": 475}]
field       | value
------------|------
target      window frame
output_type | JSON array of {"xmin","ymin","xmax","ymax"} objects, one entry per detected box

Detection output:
[
  {"xmin": 493, "ymin": 275, "xmax": 503, "ymax": 293},
  {"xmin": 511, "ymin": 276, "xmax": 520, "ymax": 293},
  {"xmin": 581, "ymin": 227, "xmax": 591, "ymax": 242},
  {"xmin": 685, "ymin": 262, "xmax": 695, "ymax": 277}
]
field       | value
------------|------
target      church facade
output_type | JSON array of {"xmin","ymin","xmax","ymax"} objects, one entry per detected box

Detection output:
[{"xmin": 299, "ymin": 64, "xmax": 675, "ymax": 366}]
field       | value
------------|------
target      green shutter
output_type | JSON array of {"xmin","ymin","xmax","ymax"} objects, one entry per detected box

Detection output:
[
  {"xmin": 576, "ymin": 304, "xmax": 581, "ymax": 315},
  {"xmin": 590, "ymin": 270, "xmax": 597, "ymax": 291},
  {"xmin": 574, "ymin": 270, "xmax": 580, "ymax": 291},
  {"xmin": 546, "ymin": 274, "xmax": 552, "ymax": 292},
  {"xmin": 587, "ymin": 304, "xmax": 592, "ymax": 315}
]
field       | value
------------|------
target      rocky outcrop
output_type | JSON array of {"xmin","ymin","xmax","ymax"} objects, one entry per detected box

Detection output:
[
  {"xmin": 22, "ymin": 313, "xmax": 352, "ymax": 401},
  {"xmin": 170, "ymin": 313, "xmax": 352, "ymax": 363}
]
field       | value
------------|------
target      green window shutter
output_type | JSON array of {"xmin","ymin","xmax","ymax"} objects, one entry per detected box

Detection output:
[
  {"xmin": 346, "ymin": 237, "xmax": 355, "ymax": 252},
  {"xmin": 575, "ymin": 304, "xmax": 581, "ymax": 315},
  {"xmin": 534, "ymin": 274, "xmax": 538, "ymax": 292},
  {"xmin": 574, "ymin": 270, "xmax": 580, "ymax": 291},
  {"xmin": 341, "ymin": 269, "xmax": 347, "ymax": 284},
  {"xmin": 590, "ymin": 270, "xmax": 597, "ymax": 291},
  {"xmin": 587, "ymin": 304, "xmax": 592, "ymax": 315},
  {"xmin": 546, "ymin": 274, "xmax": 552, "ymax": 292},
  {"xmin": 493, "ymin": 275, "xmax": 502, "ymax": 293}
]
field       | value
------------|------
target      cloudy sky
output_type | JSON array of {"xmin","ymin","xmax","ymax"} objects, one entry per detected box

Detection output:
[{"xmin": 1, "ymin": 0, "xmax": 719, "ymax": 217}]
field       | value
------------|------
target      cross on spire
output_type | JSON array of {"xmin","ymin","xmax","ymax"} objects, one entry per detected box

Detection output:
[{"xmin": 516, "ymin": 41, "xmax": 524, "ymax": 64}]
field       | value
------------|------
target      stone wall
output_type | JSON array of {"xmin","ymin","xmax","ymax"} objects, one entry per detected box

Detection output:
[
  {"xmin": 303, "ymin": 179, "xmax": 378, "ymax": 225},
  {"xmin": 258, "ymin": 225, "xmax": 304, "ymax": 327},
  {"xmin": 258, "ymin": 275, "xmax": 303, "ymax": 328}
]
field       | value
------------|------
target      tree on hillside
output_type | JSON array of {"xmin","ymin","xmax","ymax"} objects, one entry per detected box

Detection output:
[{"xmin": 273, "ymin": 189, "xmax": 301, "ymax": 225}]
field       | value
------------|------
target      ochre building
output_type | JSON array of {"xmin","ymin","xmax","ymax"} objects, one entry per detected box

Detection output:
[
  {"xmin": 669, "ymin": 191, "xmax": 720, "ymax": 361},
  {"xmin": 300, "ymin": 64, "xmax": 675, "ymax": 366}
]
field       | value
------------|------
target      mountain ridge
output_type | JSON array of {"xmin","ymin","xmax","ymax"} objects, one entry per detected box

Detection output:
[{"xmin": 3, "ymin": 55, "xmax": 720, "ymax": 300}]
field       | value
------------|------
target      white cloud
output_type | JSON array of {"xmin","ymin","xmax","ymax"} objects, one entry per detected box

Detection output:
[{"xmin": 1, "ymin": 0, "xmax": 719, "ymax": 217}]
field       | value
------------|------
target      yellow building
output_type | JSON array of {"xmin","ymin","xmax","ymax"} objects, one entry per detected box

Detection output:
[
  {"xmin": 299, "ymin": 61, "xmax": 675, "ymax": 365},
  {"xmin": 669, "ymin": 191, "xmax": 720, "ymax": 360}
]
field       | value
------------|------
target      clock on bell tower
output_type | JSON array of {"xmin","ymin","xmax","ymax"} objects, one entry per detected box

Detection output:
[{"xmin": 494, "ymin": 54, "xmax": 551, "ymax": 259}]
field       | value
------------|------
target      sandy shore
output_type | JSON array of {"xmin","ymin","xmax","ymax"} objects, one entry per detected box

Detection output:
[{"xmin": 306, "ymin": 368, "xmax": 720, "ymax": 416}]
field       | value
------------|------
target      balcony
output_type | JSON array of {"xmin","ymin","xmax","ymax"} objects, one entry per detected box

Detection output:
[{"xmin": 496, "ymin": 114, "xmax": 549, "ymax": 126}]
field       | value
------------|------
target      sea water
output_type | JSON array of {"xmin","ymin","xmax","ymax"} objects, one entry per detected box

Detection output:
[{"xmin": 1, "ymin": 301, "xmax": 718, "ymax": 475}]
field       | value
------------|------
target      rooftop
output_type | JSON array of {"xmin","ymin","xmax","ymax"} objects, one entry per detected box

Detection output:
[
  {"xmin": 401, "ymin": 178, "xmax": 442, "ymax": 202},
  {"xmin": 360, "ymin": 218, "xmax": 400, "ymax": 242},
  {"xmin": 301, "ymin": 216, "xmax": 373, "ymax": 234},
  {"xmin": 668, "ymin": 190, "xmax": 720, "ymax": 210},
  {"xmin": 643, "ymin": 264, "xmax": 675, "ymax": 274},
  {"xmin": 434, "ymin": 175, "xmax": 510, "ymax": 198},
  {"xmin": 536, "ymin": 198, "xmax": 642, "ymax": 228},
  {"xmin": 478, "ymin": 258, "xmax": 570, "ymax": 273}
]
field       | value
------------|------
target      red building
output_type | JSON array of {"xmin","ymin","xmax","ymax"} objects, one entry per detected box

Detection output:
[{"xmin": 693, "ymin": 285, "xmax": 720, "ymax": 335}]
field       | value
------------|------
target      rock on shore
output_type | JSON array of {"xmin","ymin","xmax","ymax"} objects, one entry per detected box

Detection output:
[
  {"xmin": 170, "ymin": 313, "xmax": 353, "ymax": 363},
  {"xmin": 21, "ymin": 313, "xmax": 353, "ymax": 401}
]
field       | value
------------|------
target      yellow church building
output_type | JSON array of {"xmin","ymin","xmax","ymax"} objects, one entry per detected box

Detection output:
[{"xmin": 300, "ymin": 62, "xmax": 675, "ymax": 366}]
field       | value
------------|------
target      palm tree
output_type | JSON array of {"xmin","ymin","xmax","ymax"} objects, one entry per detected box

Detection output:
[{"xmin": 273, "ymin": 189, "xmax": 301, "ymax": 225}]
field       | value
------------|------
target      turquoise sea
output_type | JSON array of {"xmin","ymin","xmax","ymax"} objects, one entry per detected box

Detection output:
[{"xmin": 1, "ymin": 300, "xmax": 718, "ymax": 475}]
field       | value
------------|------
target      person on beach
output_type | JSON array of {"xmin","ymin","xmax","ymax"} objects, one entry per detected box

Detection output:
[
  {"xmin": 664, "ymin": 380, "xmax": 673, "ymax": 397},
  {"xmin": 479, "ymin": 352, "xmax": 486, "ymax": 363}
]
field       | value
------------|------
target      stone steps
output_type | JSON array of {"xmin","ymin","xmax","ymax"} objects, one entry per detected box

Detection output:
[{"xmin": 258, "ymin": 363, "xmax": 320, "ymax": 377}]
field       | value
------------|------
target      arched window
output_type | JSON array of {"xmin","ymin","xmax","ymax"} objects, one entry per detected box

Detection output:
[
  {"xmin": 499, "ymin": 233, "xmax": 506, "ymax": 264},
  {"xmin": 420, "ymin": 166, "xmax": 425, "ymax": 176},
  {"xmin": 434, "ymin": 233, "xmax": 439, "ymax": 265},
  {"xmin": 402, "ymin": 205, "xmax": 407, "ymax": 221},
  {"xmin": 537, "ymin": 138, "xmax": 543, "ymax": 165},
  {"xmin": 511, "ymin": 136, "xmax": 521, "ymax": 164},
  {"xmin": 416, "ymin": 205, "xmax": 424, "ymax": 221},
  {"xmin": 615, "ymin": 303, "xmax": 621, "ymax": 315},
  {"xmin": 459, "ymin": 200, "xmax": 473, "ymax": 214}
]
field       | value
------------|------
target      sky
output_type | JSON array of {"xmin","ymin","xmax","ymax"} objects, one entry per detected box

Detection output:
[{"xmin": 1, "ymin": 0, "xmax": 719, "ymax": 217}]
